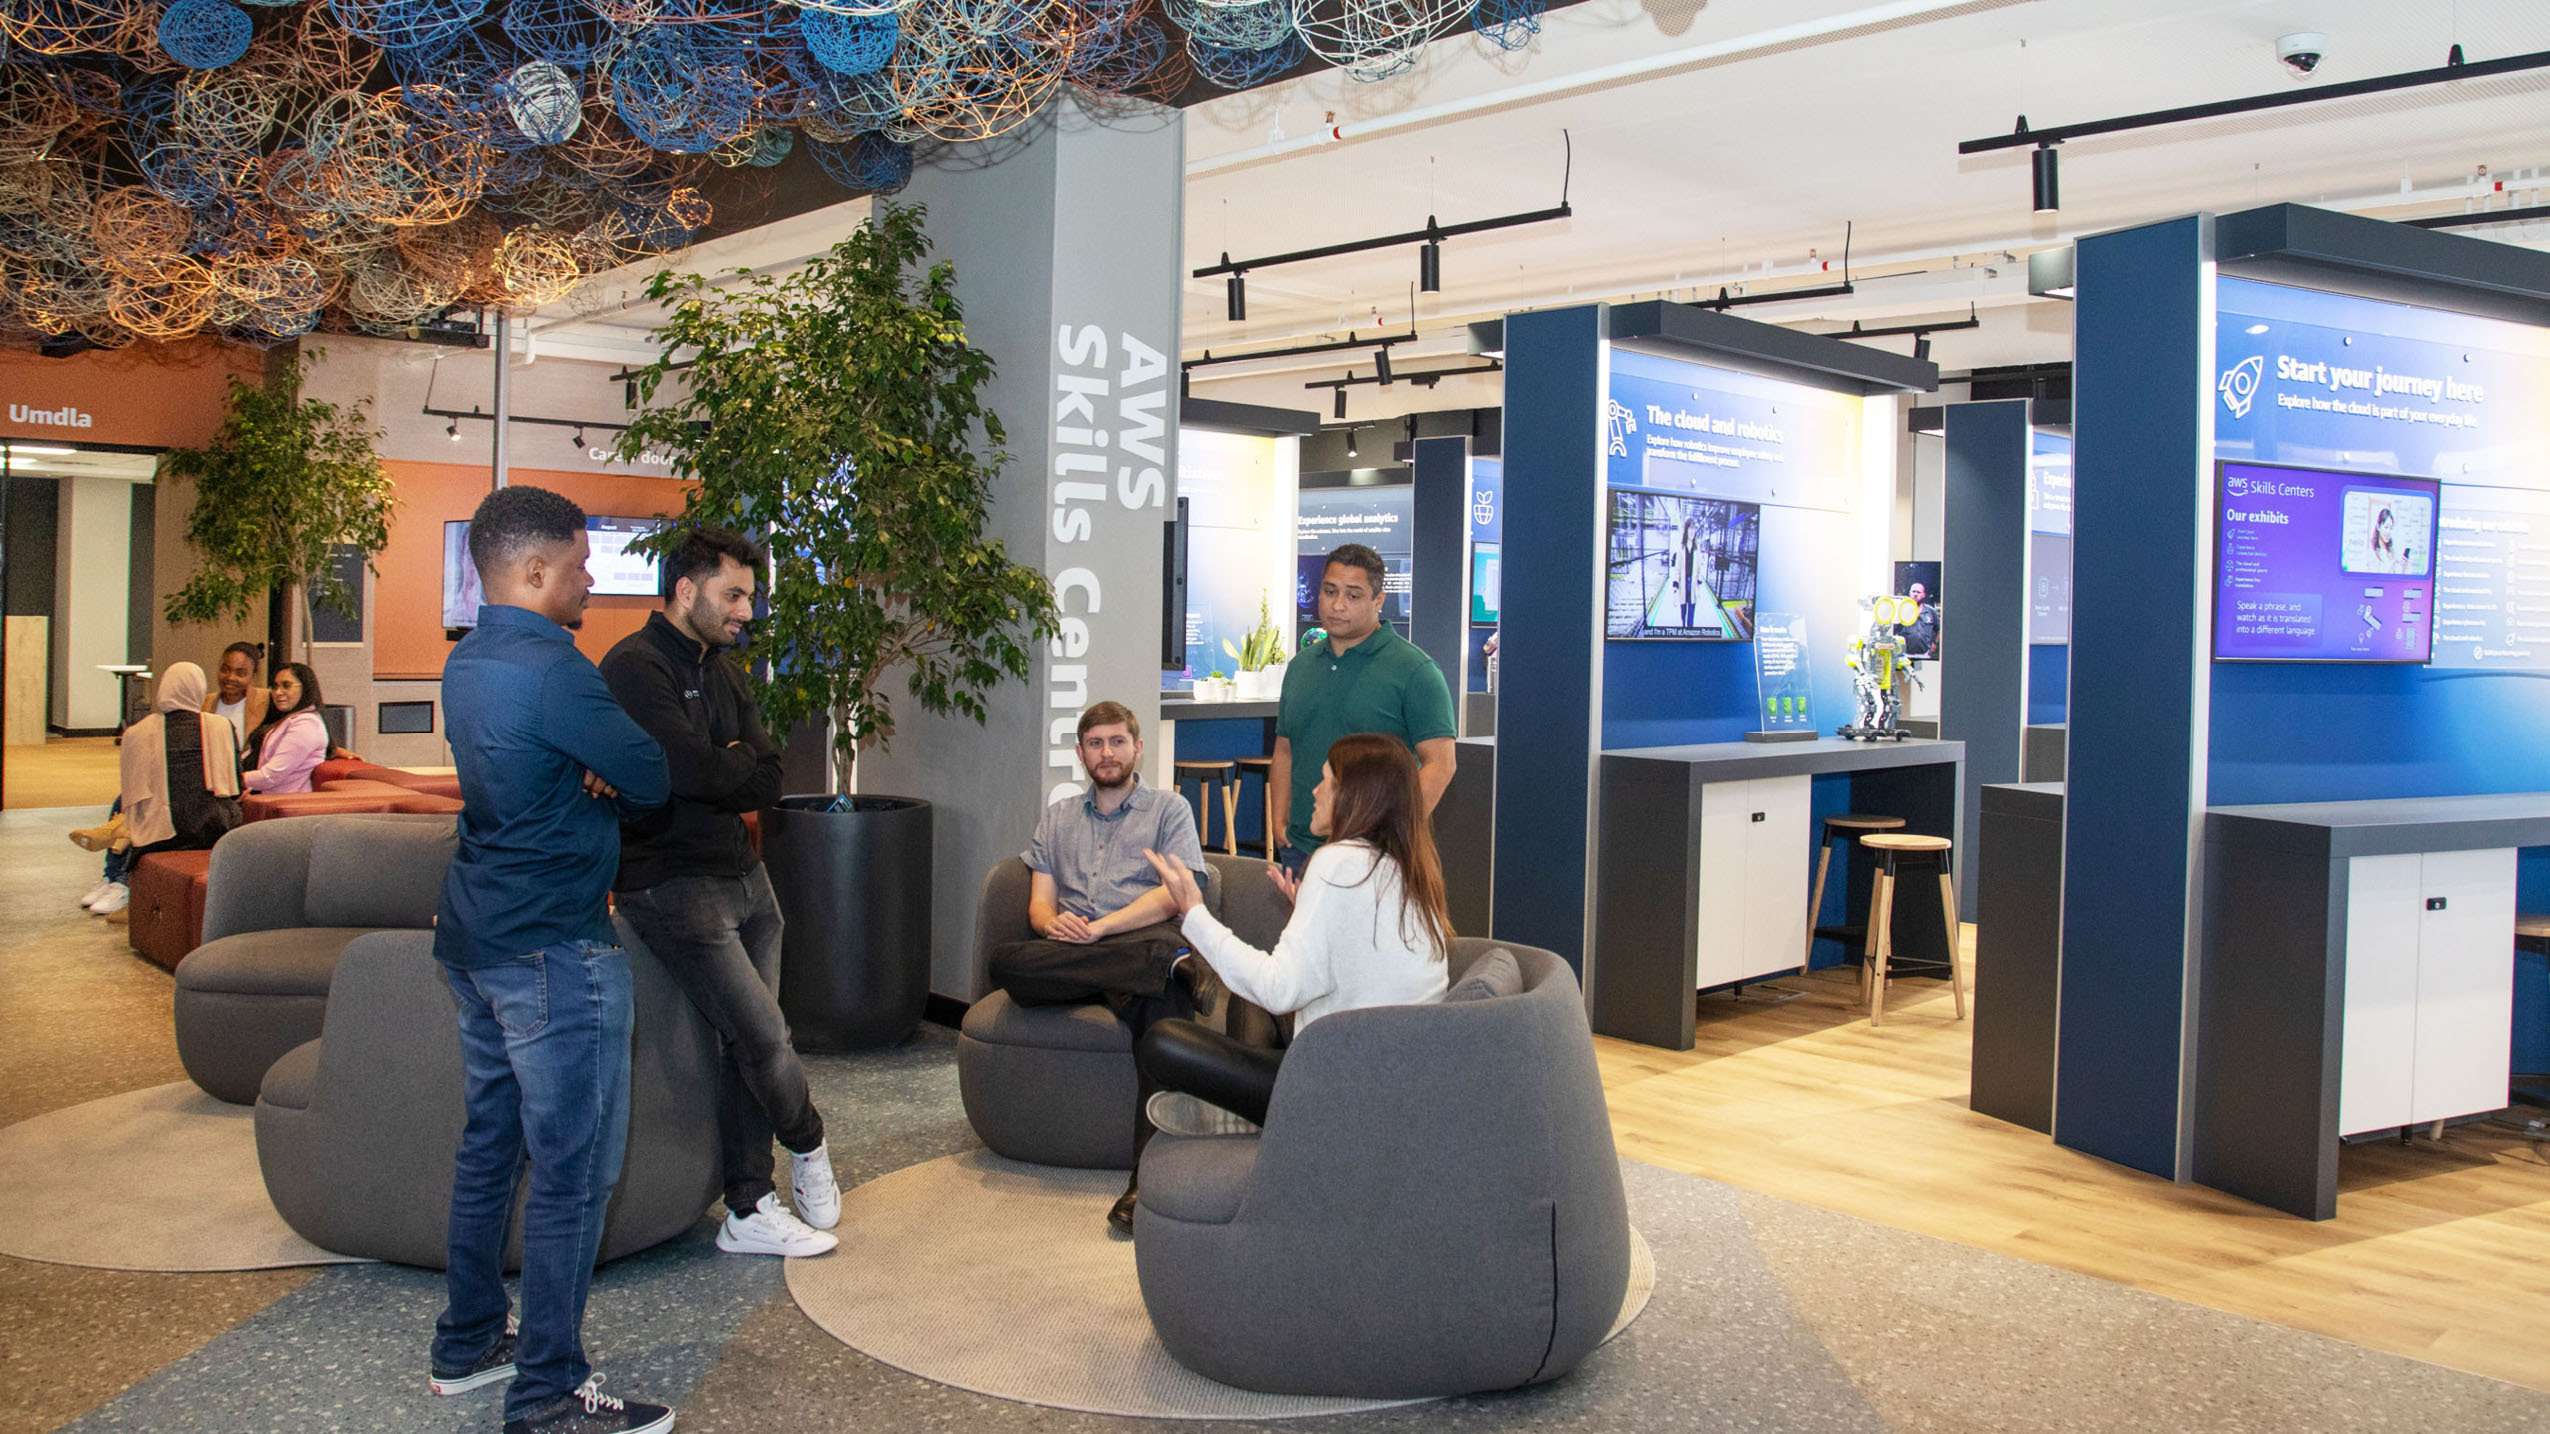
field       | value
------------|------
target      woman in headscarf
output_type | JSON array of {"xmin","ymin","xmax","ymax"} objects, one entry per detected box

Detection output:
[{"xmin": 85, "ymin": 663, "xmax": 243, "ymax": 916}]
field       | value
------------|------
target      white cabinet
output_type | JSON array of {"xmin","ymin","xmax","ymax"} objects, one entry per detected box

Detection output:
[
  {"xmin": 2337, "ymin": 848, "xmax": 2515, "ymax": 1137},
  {"xmin": 1693, "ymin": 775, "xmax": 1811, "ymax": 990}
]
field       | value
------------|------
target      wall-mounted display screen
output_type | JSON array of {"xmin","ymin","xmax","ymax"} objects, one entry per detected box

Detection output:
[
  {"xmin": 1604, "ymin": 488, "xmax": 1760, "ymax": 641},
  {"xmin": 443, "ymin": 516, "xmax": 663, "ymax": 628},
  {"xmin": 2214, "ymin": 460, "xmax": 2437, "ymax": 664},
  {"xmin": 1471, "ymin": 545, "xmax": 1500, "ymax": 624}
]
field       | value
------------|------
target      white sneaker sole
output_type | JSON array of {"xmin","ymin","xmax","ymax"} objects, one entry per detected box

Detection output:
[
  {"xmin": 427, "ymin": 1362, "xmax": 516, "ymax": 1396},
  {"xmin": 715, "ymin": 1226, "xmax": 837, "ymax": 1258}
]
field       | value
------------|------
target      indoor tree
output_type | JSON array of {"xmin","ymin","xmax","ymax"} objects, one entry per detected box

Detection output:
[
  {"xmin": 162, "ymin": 351, "xmax": 397, "ymax": 665},
  {"xmin": 616, "ymin": 200, "xmax": 1057, "ymax": 791}
]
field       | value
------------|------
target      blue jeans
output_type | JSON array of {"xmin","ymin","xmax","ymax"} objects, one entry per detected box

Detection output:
[{"xmin": 434, "ymin": 941, "xmax": 635, "ymax": 1421}]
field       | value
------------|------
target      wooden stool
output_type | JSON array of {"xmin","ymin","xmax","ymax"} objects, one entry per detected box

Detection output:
[
  {"xmin": 1858, "ymin": 832, "xmax": 1967, "ymax": 1027},
  {"xmin": 1234, "ymin": 755, "xmax": 1277, "ymax": 859},
  {"xmin": 1173, "ymin": 759, "xmax": 1239, "ymax": 856},
  {"xmin": 1801, "ymin": 814, "xmax": 1907, "ymax": 976}
]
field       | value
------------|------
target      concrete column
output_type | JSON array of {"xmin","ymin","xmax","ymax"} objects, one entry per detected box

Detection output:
[
  {"xmin": 53, "ymin": 475, "xmax": 131, "ymax": 730},
  {"xmin": 862, "ymin": 97, "xmax": 1183, "ymax": 1000}
]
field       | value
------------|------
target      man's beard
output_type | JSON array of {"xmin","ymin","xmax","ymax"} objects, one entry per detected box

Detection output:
[
  {"xmin": 682, "ymin": 606, "xmax": 734, "ymax": 650},
  {"xmin": 1088, "ymin": 764, "xmax": 1134, "ymax": 792}
]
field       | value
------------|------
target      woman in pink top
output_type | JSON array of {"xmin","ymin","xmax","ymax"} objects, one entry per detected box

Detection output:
[{"xmin": 243, "ymin": 663, "xmax": 330, "ymax": 794}]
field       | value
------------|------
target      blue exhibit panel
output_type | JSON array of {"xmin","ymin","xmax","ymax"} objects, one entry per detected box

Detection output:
[
  {"xmin": 2055, "ymin": 215, "xmax": 2212, "ymax": 1181},
  {"xmin": 1490, "ymin": 306, "xmax": 1606, "ymax": 968},
  {"xmin": 2028, "ymin": 644, "xmax": 2068, "ymax": 725}
]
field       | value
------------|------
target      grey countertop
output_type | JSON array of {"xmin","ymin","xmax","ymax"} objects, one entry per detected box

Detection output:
[
  {"xmin": 1159, "ymin": 698, "xmax": 1282, "ymax": 721},
  {"xmin": 2207, "ymin": 791, "xmax": 2550, "ymax": 860},
  {"xmin": 1602, "ymin": 736, "xmax": 1965, "ymax": 783}
]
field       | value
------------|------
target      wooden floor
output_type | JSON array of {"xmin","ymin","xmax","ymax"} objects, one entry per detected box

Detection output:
[
  {"xmin": 1595, "ymin": 944, "xmax": 2550, "ymax": 1394},
  {"xmin": 3, "ymin": 737, "xmax": 119, "ymax": 812}
]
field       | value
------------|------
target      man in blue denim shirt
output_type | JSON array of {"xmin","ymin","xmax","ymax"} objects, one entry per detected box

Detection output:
[{"xmin": 428, "ymin": 486, "xmax": 674, "ymax": 1434}]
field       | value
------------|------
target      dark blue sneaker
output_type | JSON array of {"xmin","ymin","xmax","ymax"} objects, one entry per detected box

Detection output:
[
  {"xmin": 429, "ymin": 1331, "xmax": 517, "ymax": 1396},
  {"xmin": 503, "ymin": 1375, "xmax": 673, "ymax": 1434}
]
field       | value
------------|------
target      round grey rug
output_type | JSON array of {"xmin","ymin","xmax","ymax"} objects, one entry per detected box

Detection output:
[
  {"xmin": 0, "ymin": 1082, "xmax": 369, "ymax": 1271},
  {"xmin": 785, "ymin": 1149, "xmax": 1654, "ymax": 1420}
]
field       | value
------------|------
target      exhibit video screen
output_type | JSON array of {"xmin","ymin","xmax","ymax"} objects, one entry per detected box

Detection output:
[
  {"xmin": 2214, "ymin": 461, "xmax": 2437, "ymax": 663},
  {"xmin": 443, "ymin": 515, "xmax": 662, "ymax": 627},
  {"xmin": 1605, "ymin": 488, "xmax": 1760, "ymax": 641}
]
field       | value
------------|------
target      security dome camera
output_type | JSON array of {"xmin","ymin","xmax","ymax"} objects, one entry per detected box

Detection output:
[{"xmin": 2277, "ymin": 32, "xmax": 2328, "ymax": 78}]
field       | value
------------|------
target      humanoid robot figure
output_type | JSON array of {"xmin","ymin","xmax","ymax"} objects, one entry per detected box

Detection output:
[{"xmin": 1838, "ymin": 595, "xmax": 1923, "ymax": 741}]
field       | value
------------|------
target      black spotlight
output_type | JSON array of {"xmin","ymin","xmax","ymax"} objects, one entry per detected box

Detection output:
[
  {"xmin": 446, "ymin": 421, "xmax": 461, "ymax": 442},
  {"xmin": 2032, "ymin": 143, "xmax": 2060, "ymax": 212},
  {"xmin": 1913, "ymin": 335, "xmax": 1932, "ymax": 362},
  {"xmin": 1375, "ymin": 347, "xmax": 1394, "ymax": 386},
  {"xmin": 1333, "ymin": 387, "xmax": 1347, "ymax": 419},
  {"xmin": 571, "ymin": 428, "xmax": 586, "ymax": 449},
  {"xmin": 1346, "ymin": 428, "xmax": 1359, "ymax": 459},
  {"xmin": 1419, "ymin": 239, "xmax": 1441, "ymax": 293},
  {"xmin": 1226, "ymin": 272, "xmax": 1246, "ymax": 322}
]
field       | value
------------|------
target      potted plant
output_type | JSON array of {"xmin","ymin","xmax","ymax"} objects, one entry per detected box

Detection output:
[
  {"xmin": 617, "ymin": 201, "xmax": 1057, "ymax": 1051},
  {"xmin": 1222, "ymin": 591, "xmax": 1288, "ymax": 700},
  {"xmin": 162, "ymin": 352, "xmax": 397, "ymax": 668}
]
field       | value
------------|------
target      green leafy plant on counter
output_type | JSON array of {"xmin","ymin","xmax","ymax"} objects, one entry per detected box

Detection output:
[
  {"xmin": 1222, "ymin": 590, "xmax": 1288, "ymax": 672},
  {"xmin": 162, "ymin": 350, "xmax": 396, "ymax": 665},
  {"xmin": 615, "ymin": 200, "xmax": 1058, "ymax": 791}
]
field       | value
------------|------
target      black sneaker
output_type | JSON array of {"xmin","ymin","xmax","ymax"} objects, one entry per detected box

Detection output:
[
  {"xmin": 503, "ymin": 1375, "xmax": 673, "ymax": 1434},
  {"xmin": 430, "ymin": 1331, "xmax": 517, "ymax": 1396}
]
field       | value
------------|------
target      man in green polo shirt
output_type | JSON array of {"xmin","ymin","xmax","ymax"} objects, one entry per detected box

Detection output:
[{"xmin": 1271, "ymin": 543, "xmax": 1459, "ymax": 870}]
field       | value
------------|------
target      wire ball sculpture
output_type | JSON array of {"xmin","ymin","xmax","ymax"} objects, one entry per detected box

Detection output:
[
  {"xmin": 0, "ymin": 0, "xmax": 1583, "ymax": 345},
  {"xmin": 1469, "ymin": 0, "xmax": 1538, "ymax": 50},
  {"xmin": 808, "ymin": 130, "xmax": 912, "ymax": 193},
  {"xmin": 155, "ymin": 0, "xmax": 255, "ymax": 70}
]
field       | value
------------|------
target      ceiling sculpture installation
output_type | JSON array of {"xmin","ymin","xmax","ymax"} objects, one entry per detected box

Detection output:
[{"xmin": 0, "ymin": 0, "xmax": 1544, "ymax": 348}]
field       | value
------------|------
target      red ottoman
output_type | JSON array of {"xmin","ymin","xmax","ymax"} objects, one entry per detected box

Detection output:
[
  {"xmin": 246, "ymin": 790, "xmax": 406, "ymax": 821},
  {"xmin": 129, "ymin": 849, "xmax": 214, "ymax": 971}
]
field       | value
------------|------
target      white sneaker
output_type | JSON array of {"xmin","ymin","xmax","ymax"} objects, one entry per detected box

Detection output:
[
  {"xmin": 79, "ymin": 879, "xmax": 114, "ymax": 908},
  {"xmin": 716, "ymin": 1192, "xmax": 836, "ymax": 1257},
  {"xmin": 790, "ymin": 1143, "xmax": 840, "ymax": 1230},
  {"xmin": 1145, "ymin": 1090, "xmax": 1262, "ymax": 1137},
  {"xmin": 87, "ymin": 882, "xmax": 129, "ymax": 914}
]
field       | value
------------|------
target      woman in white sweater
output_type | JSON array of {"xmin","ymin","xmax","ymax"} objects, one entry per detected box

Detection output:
[{"xmin": 1136, "ymin": 733, "xmax": 1452, "ymax": 1140}]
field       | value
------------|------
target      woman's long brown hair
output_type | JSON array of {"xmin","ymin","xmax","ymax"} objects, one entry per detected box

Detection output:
[{"xmin": 1321, "ymin": 733, "xmax": 1454, "ymax": 961}]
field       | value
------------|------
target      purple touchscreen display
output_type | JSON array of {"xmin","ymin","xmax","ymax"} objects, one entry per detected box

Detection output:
[{"xmin": 2214, "ymin": 461, "xmax": 2437, "ymax": 663}]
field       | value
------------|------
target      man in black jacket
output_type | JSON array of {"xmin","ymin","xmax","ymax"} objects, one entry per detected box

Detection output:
[{"xmin": 602, "ymin": 529, "xmax": 839, "ymax": 1260}]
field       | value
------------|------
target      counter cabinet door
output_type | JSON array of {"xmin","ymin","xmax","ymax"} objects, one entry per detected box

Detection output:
[
  {"xmin": 2410, "ymin": 847, "xmax": 2516, "ymax": 1126},
  {"xmin": 1692, "ymin": 775, "xmax": 1811, "ymax": 989},
  {"xmin": 2338, "ymin": 853, "xmax": 2422, "ymax": 1138}
]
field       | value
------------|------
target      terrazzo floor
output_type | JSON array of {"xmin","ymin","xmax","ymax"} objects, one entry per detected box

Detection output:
[{"xmin": 7, "ymin": 807, "xmax": 2548, "ymax": 1434}]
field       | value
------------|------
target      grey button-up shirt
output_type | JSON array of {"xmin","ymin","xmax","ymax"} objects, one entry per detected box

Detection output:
[{"xmin": 1023, "ymin": 776, "xmax": 1207, "ymax": 920}]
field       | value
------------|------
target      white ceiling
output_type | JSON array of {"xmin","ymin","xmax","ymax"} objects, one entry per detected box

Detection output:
[
  {"xmin": 513, "ymin": 0, "xmax": 2550, "ymax": 423},
  {"xmin": 1182, "ymin": 0, "xmax": 2550, "ymax": 417}
]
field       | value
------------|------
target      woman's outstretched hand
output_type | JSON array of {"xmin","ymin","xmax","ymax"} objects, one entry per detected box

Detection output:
[
  {"xmin": 1142, "ymin": 849, "xmax": 1205, "ymax": 916},
  {"xmin": 1267, "ymin": 863, "xmax": 1299, "ymax": 905}
]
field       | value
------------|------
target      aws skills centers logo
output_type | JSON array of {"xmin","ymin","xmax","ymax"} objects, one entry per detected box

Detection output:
[{"xmin": 2219, "ymin": 355, "xmax": 2265, "ymax": 419}]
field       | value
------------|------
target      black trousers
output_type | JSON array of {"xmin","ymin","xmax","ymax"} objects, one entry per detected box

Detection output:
[
  {"xmin": 990, "ymin": 923, "xmax": 1193, "ymax": 1170},
  {"xmin": 1136, "ymin": 1018, "xmax": 1285, "ymax": 1127}
]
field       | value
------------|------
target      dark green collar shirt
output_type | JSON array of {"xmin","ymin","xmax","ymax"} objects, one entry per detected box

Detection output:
[{"xmin": 1275, "ymin": 623, "xmax": 1457, "ymax": 853}]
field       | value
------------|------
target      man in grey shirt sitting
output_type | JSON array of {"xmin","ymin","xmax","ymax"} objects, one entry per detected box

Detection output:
[{"xmin": 992, "ymin": 699, "xmax": 1216, "ymax": 1233}]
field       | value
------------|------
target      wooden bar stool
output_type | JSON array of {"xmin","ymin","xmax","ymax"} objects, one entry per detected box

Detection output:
[
  {"xmin": 1858, "ymin": 832, "xmax": 1967, "ymax": 1027},
  {"xmin": 1801, "ymin": 814, "xmax": 1907, "ymax": 976},
  {"xmin": 1173, "ymin": 759, "xmax": 1239, "ymax": 856},
  {"xmin": 1233, "ymin": 755, "xmax": 1277, "ymax": 859}
]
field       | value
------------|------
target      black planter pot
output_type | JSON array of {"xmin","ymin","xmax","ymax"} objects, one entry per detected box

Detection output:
[{"xmin": 763, "ymin": 794, "xmax": 932, "ymax": 1051}]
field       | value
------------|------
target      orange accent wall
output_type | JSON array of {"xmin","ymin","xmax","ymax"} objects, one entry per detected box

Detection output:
[
  {"xmin": 0, "ymin": 339, "xmax": 261, "ymax": 449},
  {"xmin": 374, "ymin": 461, "xmax": 690, "ymax": 680}
]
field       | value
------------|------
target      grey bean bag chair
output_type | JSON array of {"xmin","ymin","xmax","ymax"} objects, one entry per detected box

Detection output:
[
  {"xmin": 252, "ymin": 919, "xmax": 721, "ymax": 1269},
  {"xmin": 1133, "ymin": 940, "xmax": 1632, "ymax": 1399}
]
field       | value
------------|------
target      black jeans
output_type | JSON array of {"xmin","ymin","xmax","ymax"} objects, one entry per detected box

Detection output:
[
  {"xmin": 1136, "ymin": 1018, "xmax": 1285, "ymax": 1127},
  {"xmin": 990, "ymin": 923, "xmax": 1193, "ymax": 1171},
  {"xmin": 616, "ymin": 865, "xmax": 824, "ymax": 1216}
]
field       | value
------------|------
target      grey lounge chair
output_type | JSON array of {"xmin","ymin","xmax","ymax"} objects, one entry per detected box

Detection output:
[
  {"xmin": 957, "ymin": 852, "xmax": 1290, "ymax": 1169},
  {"xmin": 173, "ymin": 815, "xmax": 455, "ymax": 1104},
  {"xmin": 1133, "ymin": 940, "xmax": 1632, "ymax": 1399},
  {"xmin": 252, "ymin": 920, "xmax": 721, "ymax": 1269}
]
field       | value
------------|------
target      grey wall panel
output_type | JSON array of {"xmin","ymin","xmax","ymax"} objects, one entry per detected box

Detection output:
[
  {"xmin": 1940, "ymin": 399, "xmax": 2029, "ymax": 911},
  {"xmin": 866, "ymin": 99, "xmax": 1182, "ymax": 1000}
]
